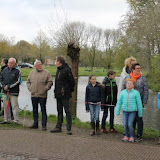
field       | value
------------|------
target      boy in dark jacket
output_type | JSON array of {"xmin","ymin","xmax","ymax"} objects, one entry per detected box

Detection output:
[{"xmin": 101, "ymin": 70, "xmax": 118, "ymax": 133}]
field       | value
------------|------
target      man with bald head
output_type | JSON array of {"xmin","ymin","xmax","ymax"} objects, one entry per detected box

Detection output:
[{"xmin": 0, "ymin": 57, "xmax": 21, "ymax": 124}]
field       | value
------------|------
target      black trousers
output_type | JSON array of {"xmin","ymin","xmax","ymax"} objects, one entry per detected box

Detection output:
[
  {"xmin": 56, "ymin": 97, "xmax": 72, "ymax": 131},
  {"xmin": 133, "ymin": 111, "xmax": 143, "ymax": 137},
  {"xmin": 101, "ymin": 106, "xmax": 114, "ymax": 129}
]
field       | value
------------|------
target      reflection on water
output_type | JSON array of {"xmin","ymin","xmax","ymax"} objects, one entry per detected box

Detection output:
[{"xmin": 19, "ymin": 77, "xmax": 160, "ymax": 130}]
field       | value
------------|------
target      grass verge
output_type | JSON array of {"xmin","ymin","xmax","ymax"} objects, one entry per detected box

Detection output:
[
  {"xmin": 0, "ymin": 109, "xmax": 158, "ymax": 139},
  {"xmin": 3, "ymin": 109, "xmax": 157, "ymax": 138}
]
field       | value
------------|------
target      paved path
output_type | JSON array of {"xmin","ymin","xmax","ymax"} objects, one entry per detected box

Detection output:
[
  {"xmin": 0, "ymin": 129, "xmax": 160, "ymax": 160},
  {"xmin": 0, "ymin": 118, "xmax": 160, "ymax": 160}
]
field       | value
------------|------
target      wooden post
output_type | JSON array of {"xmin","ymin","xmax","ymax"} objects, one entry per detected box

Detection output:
[{"xmin": 67, "ymin": 42, "xmax": 80, "ymax": 117}]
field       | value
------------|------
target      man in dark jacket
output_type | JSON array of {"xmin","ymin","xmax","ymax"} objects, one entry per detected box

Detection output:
[
  {"xmin": 1, "ymin": 58, "xmax": 8, "ymax": 72},
  {"xmin": 0, "ymin": 58, "xmax": 21, "ymax": 124},
  {"xmin": 0, "ymin": 58, "xmax": 8, "ymax": 114},
  {"xmin": 50, "ymin": 56, "xmax": 75, "ymax": 135}
]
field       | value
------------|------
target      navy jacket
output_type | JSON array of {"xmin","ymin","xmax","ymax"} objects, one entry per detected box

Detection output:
[{"xmin": 85, "ymin": 82, "xmax": 105, "ymax": 111}]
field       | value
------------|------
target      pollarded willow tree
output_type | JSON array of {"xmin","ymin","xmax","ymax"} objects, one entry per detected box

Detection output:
[
  {"xmin": 49, "ymin": 21, "xmax": 87, "ymax": 116},
  {"xmin": 67, "ymin": 42, "xmax": 80, "ymax": 116}
]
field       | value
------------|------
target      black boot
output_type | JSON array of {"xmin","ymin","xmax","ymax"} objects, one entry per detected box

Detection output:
[
  {"xmin": 90, "ymin": 122, "xmax": 95, "ymax": 136},
  {"xmin": 96, "ymin": 122, "xmax": 101, "ymax": 135}
]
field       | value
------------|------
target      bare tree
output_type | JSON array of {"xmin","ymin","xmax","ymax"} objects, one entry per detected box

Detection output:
[
  {"xmin": 33, "ymin": 30, "xmax": 52, "ymax": 64},
  {"xmin": 85, "ymin": 25, "xmax": 102, "ymax": 70},
  {"xmin": 49, "ymin": 21, "xmax": 88, "ymax": 50},
  {"xmin": 100, "ymin": 29, "xmax": 122, "ymax": 69},
  {"xmin": 49, "ymin": 21, "xmax": 88, "ymax": 116}
]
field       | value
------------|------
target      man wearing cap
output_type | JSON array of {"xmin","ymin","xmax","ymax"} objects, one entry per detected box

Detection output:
[{"xmin": 27, "ymin": 59, "xmax": 53, "ymax": 130}]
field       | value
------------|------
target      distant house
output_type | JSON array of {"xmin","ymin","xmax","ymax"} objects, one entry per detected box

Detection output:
[{"xmin": 45, "ymin": 58, "xmax": 54, "ymax": 65}]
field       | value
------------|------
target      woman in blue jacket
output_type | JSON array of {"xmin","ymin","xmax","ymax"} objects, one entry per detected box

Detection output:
[{"xmin": 116, "ymin": 79, "xmax": 143, "ymax": 143}]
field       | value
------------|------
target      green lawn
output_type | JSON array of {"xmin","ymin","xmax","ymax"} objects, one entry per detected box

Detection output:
[{"xmin": 20, "ymin": 66, "xmax": 121, "ymax": 80}]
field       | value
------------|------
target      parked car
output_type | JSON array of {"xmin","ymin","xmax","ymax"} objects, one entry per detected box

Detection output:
[{"xmin": 18, "ymin": 63, "xmax": 33, "ymax": 68}]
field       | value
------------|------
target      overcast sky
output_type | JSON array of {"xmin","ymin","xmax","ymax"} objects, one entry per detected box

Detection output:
[{"xmin": 0, "ymin": 0, "xmax": 129, "ymax": 43}]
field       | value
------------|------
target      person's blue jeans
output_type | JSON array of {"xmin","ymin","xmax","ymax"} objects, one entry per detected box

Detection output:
[
  {"xmin": 31, "ymin": 97, "xmax": 47, "ymax": 127},
  {"xmin": 89, "ymin": 104, "xmax": 100, "ymax": 123},
  {"xmin": 123, "ymin": 111, "xmax": 136, "ymax": 137}
]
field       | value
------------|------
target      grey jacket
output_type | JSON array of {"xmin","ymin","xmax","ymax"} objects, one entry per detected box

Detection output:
[{"xmin": 122, "ymin": 74, "xmax": 149, "ymax": 104}]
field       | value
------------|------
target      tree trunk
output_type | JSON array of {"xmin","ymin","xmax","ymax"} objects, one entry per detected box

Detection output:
[
  {"xmin": 67, "ymin": 42, "xmax": 80, "ymax": 117},
  {"xmin": 70, "ymin": 58, "xmax": 79, "ymax": 117}
]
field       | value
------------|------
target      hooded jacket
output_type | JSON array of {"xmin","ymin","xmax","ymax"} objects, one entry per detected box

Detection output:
[{"xmin": 54, "ymin": 63, "xmax": 75, "ymax": 98}]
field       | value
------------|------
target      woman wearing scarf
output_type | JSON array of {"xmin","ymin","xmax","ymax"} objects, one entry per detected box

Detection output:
[{"xmin": 121, "ymin": 63, "xmax": 149, "ymax": 142}]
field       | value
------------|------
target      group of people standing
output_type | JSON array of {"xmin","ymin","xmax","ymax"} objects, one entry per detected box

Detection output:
[
  {"xmin": 85, "ymin": 57, "xmax": 150, "ymax": 143},
  {"xmin": 0, "ymin": 56, "xmax": 75, "ymax": 135},
  {"xmin": 0, "ymin": 56, "xmax": 158, "ymax": 143},
  {"xmin": 26, "ymin": 56, "xmax": 75, "ymax": 135}
]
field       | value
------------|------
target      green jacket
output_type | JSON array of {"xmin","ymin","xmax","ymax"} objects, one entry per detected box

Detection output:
[{"xmin": 0, "ymin": 89, "xmax": 2, "ymax": 98}]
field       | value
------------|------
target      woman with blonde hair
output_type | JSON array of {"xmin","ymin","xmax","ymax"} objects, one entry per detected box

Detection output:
[{"xmin": 118, "ymin": 56, "xmax": 136, "ymax": 97}]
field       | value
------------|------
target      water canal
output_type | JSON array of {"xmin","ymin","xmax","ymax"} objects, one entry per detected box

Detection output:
[{"xmin": 19, "ymin": 77, "xmax": 160, "ymax": 129}]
